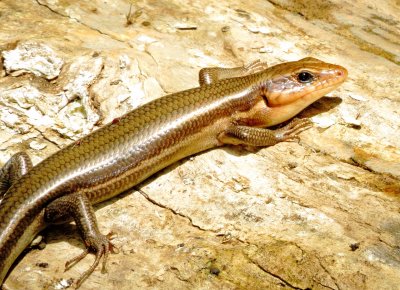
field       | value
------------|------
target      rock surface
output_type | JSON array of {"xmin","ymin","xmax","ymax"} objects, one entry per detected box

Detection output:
[{"xmin": 0, "ymin": 0, "xmax": 399, "ymax": 289}]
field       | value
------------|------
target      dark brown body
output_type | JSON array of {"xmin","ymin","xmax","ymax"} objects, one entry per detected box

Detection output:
[{"xmin": 0, "ymin": 58, "xmax": 347, "ymax": 287}]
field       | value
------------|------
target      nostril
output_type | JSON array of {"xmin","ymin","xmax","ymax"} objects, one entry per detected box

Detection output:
[{"xmin": 336, "ymin": 67, "xmax": 348, "ymax": 78}]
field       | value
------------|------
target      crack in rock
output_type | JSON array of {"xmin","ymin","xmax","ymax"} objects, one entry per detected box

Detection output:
[
  {"xmin": 316, "ymin": 259, "xmax": 340, "ymax": 290},
  {"xmin": 137, "ymin": 188, "xmax": 210, "ymax": 233},
  {"xmin": 34, "ymin": 128, "xmax": 62, "ymax": 150},
  {"xmin": 251, "ymin": 259, "xmax": 307, "ymax": 290},
  {"xmin": 34, "ymin": 0, "xmax": 129, "ymax": 46}
]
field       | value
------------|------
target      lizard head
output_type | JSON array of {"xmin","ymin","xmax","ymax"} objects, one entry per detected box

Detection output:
[
  {"xmin": 265, "ymin": 57, "xmax": 347, "ymax": 107},
  {"xmin": 258, "ymin": 57, "xmax": 347, "ymax": 126}
]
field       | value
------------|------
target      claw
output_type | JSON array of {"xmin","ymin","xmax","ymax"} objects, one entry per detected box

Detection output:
[
  {"xmin": 284, "ymin": 135, "xmax": 301, "ymax": 143},
  {"xmin": 277, "ymin": 118, "xmax": 313, "ymax": 142},
  {"xmin": 65, "ymin": 249, "xmax": 89, "ymax": 272},
  {"xmin": 244, "ymin": 59, "xmax": 268, "ymax": 74},
  {"xmin": 74, "ymin": 246, "xmax": 105, "ymax": 289},
  {"xmin": 64, "ymin": 233, "xmax": 116, "ymax": 289}
]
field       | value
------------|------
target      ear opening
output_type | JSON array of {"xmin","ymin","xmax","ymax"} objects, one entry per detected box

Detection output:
[{"xmin": 261, "ymin": 93, "xmax": 269, "ymax": 107}]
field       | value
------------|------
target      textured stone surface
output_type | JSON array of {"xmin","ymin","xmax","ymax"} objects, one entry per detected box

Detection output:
[{"xmin": 0, "ymin": 0, "xmax": 399, "ymax": 289}]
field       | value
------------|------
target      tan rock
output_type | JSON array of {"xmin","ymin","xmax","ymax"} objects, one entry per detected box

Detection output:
[{"xmin": 0, "ymin": 0, "xmax": 399, "ymax": 289}]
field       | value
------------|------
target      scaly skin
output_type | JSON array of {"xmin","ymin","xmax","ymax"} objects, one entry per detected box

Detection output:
[{"xmin": 0, "ymin": 57, "xmax": 347, "ymax": 288}]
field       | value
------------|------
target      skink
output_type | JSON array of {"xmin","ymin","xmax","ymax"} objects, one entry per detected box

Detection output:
[{"xmin": 0, "ymin": 57, "xmax": 347, "ymax": 288}]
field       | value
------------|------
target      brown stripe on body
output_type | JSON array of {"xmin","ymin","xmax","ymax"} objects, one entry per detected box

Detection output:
[{"xmin": 0, "ymin": 73, "xmax": 263, "ymax": 274}]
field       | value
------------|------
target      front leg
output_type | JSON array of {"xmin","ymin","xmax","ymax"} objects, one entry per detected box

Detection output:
[
  {"xmin": 218, "ymin": 118, "xmax": 312, "ymax": 147},
  {"xmin": 198, "ymin": 59, "xmax": 268, "ymax": 85},
  {"xmin": 44, "ymin": 192, "xmax": 115, "ymax": 288},
  {"xmin": 0, "ymin": 152, "xmax": 32, "ymax": 200}
]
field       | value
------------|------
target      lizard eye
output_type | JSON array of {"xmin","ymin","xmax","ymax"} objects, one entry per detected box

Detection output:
[{"xmin": 297, "ymin": 71, "xmax": 314, "ymax": 83}]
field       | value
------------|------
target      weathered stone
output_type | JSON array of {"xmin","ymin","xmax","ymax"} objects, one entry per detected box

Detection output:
[{"xmin": 0, "ymin": 0, "xmax": 399, "ymax": 289}]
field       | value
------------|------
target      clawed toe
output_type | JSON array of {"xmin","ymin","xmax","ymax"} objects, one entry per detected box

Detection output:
[
  {"xmin": 244, "ymin": 59, "xmax": 268, "ymax": 74},
  {"xmin": 277, "ymin": 118, "xmax": 313, "ymax": 142},
  {"xmin": 64, "ymin": 233, "xmax": 116, "ymax": 288}
]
